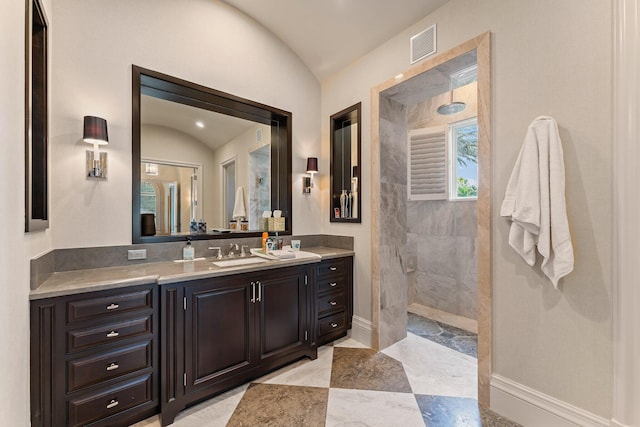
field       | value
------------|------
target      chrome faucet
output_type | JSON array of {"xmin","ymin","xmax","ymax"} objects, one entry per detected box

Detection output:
[
  {"xmin": 226, "ymin": 243, "xmax": 240, "ymax": 257},
  {"xmin": 240, "ymin": 245, "xmax": 250, "ymax": 257},
  {"xmin": 208, "ymin": 246, "xmax": 223, "ymax": 260}
]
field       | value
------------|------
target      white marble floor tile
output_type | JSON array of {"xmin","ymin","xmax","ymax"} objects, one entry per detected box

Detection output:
[
  {"xmin": 326, "ymin": 388, "xmax": 424, "ymax": 427},
  {"xmin": 333, "ymin": 336, "xmax": 371, "ymax": 348},
  {"xmin": 255, "ymin": 345, "xmax": 334, "ymax": 388},
  {"xmin": 383, "ymin": 333, "xmax": 477, "ymax": 399},
  {"xmin": 130, "ymin": 383, "xmax": 249, "ymax": 427}
]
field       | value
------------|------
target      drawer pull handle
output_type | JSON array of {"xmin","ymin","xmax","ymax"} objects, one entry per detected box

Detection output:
[
  {"xmin": 106, "ymin": 331, "xmax": 119, "ymax": 338},
  {"xmin": 329, "ymin": 266, "xmax": 337, "ymax": 271},
  {"xmin": 106, "ymin": 399, "xmax": 119, "ymax": 409},
  {"xmin": 330, "ymin": 322, "xmax": 339, "ymax": 328},
  {"xmin": 106, "ymin": 362, "xmax": 119, "ymax": 371},
  {"xmin": 106, "ymin": 303, "xmax": 119, "ymax": 310},
  {"xmin": 329, "ymin": 282, "xmax": 337, "ymax": 287},
  {"xmin": 329, "ymin": 301, "xmax": 337, "ymax": 306}
]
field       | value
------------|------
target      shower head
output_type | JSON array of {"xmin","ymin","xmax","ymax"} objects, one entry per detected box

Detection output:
[{"xmin": 437, "ymin": 90, "xmax": 466, "ymax": 115}]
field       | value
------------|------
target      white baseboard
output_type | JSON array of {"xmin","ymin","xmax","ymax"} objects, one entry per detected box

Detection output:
[
  {"xmin": 349, "ymin": 315, "xmax": 373, "ymax": 348},
  {"xmin": 490, "ymin": 374, "xmax": 610, "ymax": 427}
]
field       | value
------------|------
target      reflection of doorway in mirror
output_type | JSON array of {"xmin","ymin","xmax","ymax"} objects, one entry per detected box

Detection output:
[
  {"xmin": 222, "ymin": 159, "xmax": 236, "ymax": 227},
  {"xmin": 248, "ymin": 145, "xmax": 271, "ymax": 230},
  {"xmin": 141, "ymin": 160, "xmax": 200, "ymax": 235}
]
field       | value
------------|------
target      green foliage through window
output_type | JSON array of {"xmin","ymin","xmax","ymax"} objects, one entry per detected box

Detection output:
[{"xmin": 451, "ymin": 119, "xmax": 478, "ymax": 199}]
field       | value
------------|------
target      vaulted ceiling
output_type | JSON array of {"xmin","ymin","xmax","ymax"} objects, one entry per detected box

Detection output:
[{"xmin": 223, "ymin": 0, "xmax": 450, "ymax": 81}]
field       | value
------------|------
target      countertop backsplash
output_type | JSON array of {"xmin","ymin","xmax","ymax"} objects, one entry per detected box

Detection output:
[{"xmin": 30, "ymin": 234, "xmax": 353, "ymax": 290}]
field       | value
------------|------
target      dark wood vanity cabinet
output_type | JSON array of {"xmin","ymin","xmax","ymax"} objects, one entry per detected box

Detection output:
[
  {"xmin": 30, "ymin": 254, "xmax": 354, "ymax": 426},
  {"xmin": 315, "ymin": 257, "xmax": 354, "ymax": 346},
  {"xmin": 160, "ymin": 265, "xmax": 316, "ymax": 426},
  {"xmin": 30, "ymin": 285, "xmax": 159, "ymax": 427}
]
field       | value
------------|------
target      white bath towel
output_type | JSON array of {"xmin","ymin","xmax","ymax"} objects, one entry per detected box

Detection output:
[
  {"xmin": 232, "ymin": 186, "xmax": 247, "ymax": 220},
  {"xmin": 500, "ymin": 116, "xmax": 574, "ymax": 288}
]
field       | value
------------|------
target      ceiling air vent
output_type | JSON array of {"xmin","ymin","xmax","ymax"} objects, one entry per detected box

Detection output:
[{"xmin": 410, "ymin": 24, "xmax": 436, "ymax": 64}]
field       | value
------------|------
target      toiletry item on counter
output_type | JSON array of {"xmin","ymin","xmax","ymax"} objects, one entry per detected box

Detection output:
[
  {"xmin": 198, "ymin": 219, "xmax": 207, "ymax": 233},
  {"xmin": 183, "ymin": 238, "xmax": 195, "ymax": 260},
  {"xmin": 262, "ymin": 232, "xmax": 268, "ymax": 254},
  {"xmin": 190, "ymin": 219, "xmax": 198, "ymax": 234},
  {"xmin": 291, "ymin": 239, "xmax": 301, "ymax": 251},
  {"xmin": 241, "ymin": 220, "xmax": 249, "ymax": 231}
]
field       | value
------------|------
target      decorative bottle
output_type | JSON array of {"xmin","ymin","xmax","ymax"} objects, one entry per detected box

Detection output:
[{"xmin": 340, "ymin": 190, "xmax": 347, "ymax": 218}]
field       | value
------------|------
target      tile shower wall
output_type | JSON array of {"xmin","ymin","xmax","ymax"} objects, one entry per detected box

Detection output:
[
  {"xmin": 406, "ymin": 85, "xmax": 478, "ymax": 321},
  {"xmin": 377, "ymin": 95, "xmax": 410, "ymax": 348},
  {"xmin": 407, "ymin": 201, "xmax": 477, "ymax": 320}
]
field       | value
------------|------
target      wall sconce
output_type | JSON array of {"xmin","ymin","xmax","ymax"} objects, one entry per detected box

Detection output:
[
  {"xmin": 83, "ymin": 115, "xmax": 109, "ymax": 179},
  {"xmin": 303, "ymin": 157, "xmax": 318, "ymax": 194}
]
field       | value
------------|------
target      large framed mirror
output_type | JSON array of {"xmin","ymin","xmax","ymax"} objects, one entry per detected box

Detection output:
[
  {"xmin": 330, "ymin": 102, "xmax": 361, "ymax": 223},
  {"xmin": 132, "ymin": 66, "xmax": 292, "ymax": 243}
]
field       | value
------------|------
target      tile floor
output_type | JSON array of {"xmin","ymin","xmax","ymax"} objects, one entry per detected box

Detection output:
[{"xmin": 133, "ymin": 315, "xmax": 519, "ymax": 426}]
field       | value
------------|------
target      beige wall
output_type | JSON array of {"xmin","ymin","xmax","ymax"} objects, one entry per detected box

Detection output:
[
  {"xmin": 322, "ymin": 0, "xmax": 612, "ymax": 418},
  {"xmin": 0, "ymin": 0, "xmax": 53, "ymax": 424},
  {"xmin": 49, "ymin": 0, "xmax": 322, "ymax": 249}
]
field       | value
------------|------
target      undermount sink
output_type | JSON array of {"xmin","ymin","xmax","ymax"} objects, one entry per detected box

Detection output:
[{"xmin": 212, "ymin": 257, "xmax": 269, "ymax": 268}]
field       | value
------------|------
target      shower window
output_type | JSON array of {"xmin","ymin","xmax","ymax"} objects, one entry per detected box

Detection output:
[{"xmin": 450, "ymin": 118, "xmax": 478, "ymax": 200}]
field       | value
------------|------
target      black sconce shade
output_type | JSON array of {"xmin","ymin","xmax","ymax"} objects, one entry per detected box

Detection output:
[
  {"xmin": 83, "ymin": 116, "xmax": 109, "ymax": 145},
  {"xmin": 306, "ymin": 157, "xmax": 318, "ymax": 173}
]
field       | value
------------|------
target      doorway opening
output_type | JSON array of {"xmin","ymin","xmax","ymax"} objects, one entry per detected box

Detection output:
[
  {"xmin": 222, "ymin": 158, "xmax": 237, "ymax": 227},
  {"xmin": 371, "ymin": 32, "xmax": 491, "ymax": 405}
]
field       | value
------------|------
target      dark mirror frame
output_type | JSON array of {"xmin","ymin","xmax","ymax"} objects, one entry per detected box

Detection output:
[
  {"xmin": 24, "ymin": 0, "xmax": 49, "ymax": 232},
  {"xmin": 330, "ymin": 102, "xmax": 361, "ymax": 223},
  {"xmin": 131, "ymin": 65, "xmax": 292, "ymax": 243}
]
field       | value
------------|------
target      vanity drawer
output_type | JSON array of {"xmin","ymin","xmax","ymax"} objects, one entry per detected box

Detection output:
[
  {"xmin": 317, "ymin": 292, "xmax": 346, "ymax": 315},
  {"xmin": 67, "ymin": 373, "xmax": 152, "ymax": 427},
  {"xmin": 318, "ymin": 312, "xmax": 347, "ymax": 337},
  {"xmin": 317, "ymin": 259, "xmax": 348, "ymax": 278},
  {"xmin": 67, "ymin": 289, "xmax": 152, "ymax": 324},
  {"xmin": 68, "ymin": 316, "xmax": 152, "ymax": 353},
  {"xmin": 68, "ymin": 341, "xmax": 152, "ymax": 392},
  {"xmin": 317, "ymin": 276, "xmax": 346, "ymax": 293}
]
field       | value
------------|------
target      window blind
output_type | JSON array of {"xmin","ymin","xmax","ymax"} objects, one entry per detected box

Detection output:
[{"xmin": 407, "ymin": 126, "xmax": 448, "ymax": 200}]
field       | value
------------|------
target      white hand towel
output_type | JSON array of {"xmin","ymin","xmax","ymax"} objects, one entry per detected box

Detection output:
[
  {"xmin": 500, "ymin": 116, "xmax": 574, "ymax": 288},
  {"xmin": 232, "ymin": 186, "xmax": 247, "ymax": 220}
]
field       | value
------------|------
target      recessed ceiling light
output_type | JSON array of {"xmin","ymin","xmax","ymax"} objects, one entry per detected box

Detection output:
[{"xmin": 196, "ymin": 121, "xmax": 205, "ymax": 128}]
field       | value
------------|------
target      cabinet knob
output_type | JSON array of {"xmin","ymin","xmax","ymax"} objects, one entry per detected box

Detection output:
[
  {"xmin": 330, "ymin": 322, "xmax": 338, "ymax": 328},
  {"xmin": 329, "ymin": 301, "xmax": 337, "ymax": 306},
  {"xmin": 106, "ymin": 331, "xmax": 119, "ymax": 338},
  {"xmin": 106, "ymin": 399, "xmax": 119, "ymax": 409},
  {"xmin": 329, "ymin": 282, "xmax": 337, "ymax": 287},
  {"xmin": 106, "ymin": 362, "xmax": 119, "ymax": 371},
  {"xmin": 329, "ymin": 266, "xmax": 337, "ymax": 271},
  {"xmin": 106, "ymin": 303, "xmax": 119, "ymax": 310}
]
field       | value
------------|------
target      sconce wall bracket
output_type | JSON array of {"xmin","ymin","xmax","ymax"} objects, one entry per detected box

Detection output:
[{"xmin": 86, "ymin": 150, "xmax": 108, "ymax": 179}]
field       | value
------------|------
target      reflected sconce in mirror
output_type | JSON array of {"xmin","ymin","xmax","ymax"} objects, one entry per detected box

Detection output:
[
  {"xmin": 83, "ymin": 115, "xmax": 108, "ymax": 179},
  {"xmin": 303, "ymin": 157, "xmax": 318, "ymax": 193}
]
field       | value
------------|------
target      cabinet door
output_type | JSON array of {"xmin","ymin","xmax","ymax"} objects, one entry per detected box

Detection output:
[
  {"xmin": 184, "ymin": 279, "xmax": 253, "ymax": 395},
  {"xmin": 257, "ymin": 267, "xmax": 307, "ymax": 363}
]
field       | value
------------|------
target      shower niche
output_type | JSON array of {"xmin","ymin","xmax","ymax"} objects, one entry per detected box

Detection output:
[{"xmin": 330, "ymin": 102, "xmax": 361, "ymax": 223}]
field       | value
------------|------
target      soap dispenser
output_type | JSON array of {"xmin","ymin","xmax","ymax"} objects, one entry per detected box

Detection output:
[{"xmin": 183, "ymin": 238, "xmax": 195, "ymax": 261}]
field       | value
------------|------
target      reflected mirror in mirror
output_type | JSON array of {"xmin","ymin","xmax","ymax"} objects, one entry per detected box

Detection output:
[
  {"xmin": 132, "ymin": 66, "xmax": 292, "ymax": 243},
  {"xmin": 330, "ymin": 102, "xmax": 361, "ymax": 223}
]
